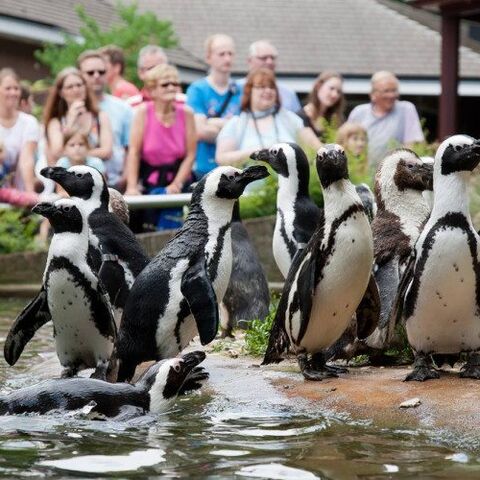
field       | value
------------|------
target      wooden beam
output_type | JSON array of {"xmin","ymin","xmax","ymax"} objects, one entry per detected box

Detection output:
[{"xmin": 439, "ymin": 13, "xmax": 459, "ymax": 138}]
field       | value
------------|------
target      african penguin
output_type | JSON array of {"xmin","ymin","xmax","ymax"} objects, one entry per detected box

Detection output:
[
  {"xmin": 115, "ymin": 165, "xmax": 269, "ymax": 381},
  {"xmin": 366, "ymin": 149, "xmax": 433, "ymax": 351},
  {"xmin": 41, "ymin": 166, "xmax": 149, "ymax": 324},
  {"xmin": 220, "ymin": 201, "xmax": 270, "ymax": 337},
  {"xmin": 0, "ymin": 351, "xmax": 207, "ymax": 417},
  {"xmin": 251, "ymin": 143, "xmax": 322, "ymax": 278},
  {"xmin": 395, "ymin": 135, "xmax": 480, "ymax": 381},
  {"xmin": 4, "ymin": 198, "xmax": 117, "ymax": 379},
  {"xmin": 262, "ymin": 144, "xmax": 379, "ymax": 380}
]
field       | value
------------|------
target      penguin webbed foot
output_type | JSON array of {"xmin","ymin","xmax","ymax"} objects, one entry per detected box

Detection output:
[
  {"xmin": 325, "ymin": 363, "xmax": 349, "ymax": 375},
  {"xmin": 459, "ymin": 352, "xmax": 480, "ymax": 379},
  {"xmin": 179, "ymin": 366, "xmax": 209, "ymax": 394},
  {"xmin": 61, "ymin": 366, "xmax": 78, "ymax": 378},
  {"xmin": 90, "ymin": 360, "xmax": 109, "ymax": 381},
  {"xmin": 298, "ymin": 353, "xmax": 338, "ymax": 381},
  {"xmin": 405, "ymin": 353, "xmax": 439, "ymax": 382}
]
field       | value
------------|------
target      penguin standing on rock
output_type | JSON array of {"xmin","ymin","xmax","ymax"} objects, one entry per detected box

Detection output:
[
  {"xmin": 395, "ymin": 135, "xmax": 480, "ymax": 381},
  {"xmin": 4, "ymin": 199, "xmax": 117, "ymax": 379},
  {"xmin": 366, "ymin": 149, "xmax": 433, "ymax": 351},
  {"xmin": 262, "ymin": 145, "xmax": 379, "ymax": 380},
  {"xmin": 251, "ymin": 143, "xmax": 322, "ymax": 278},
  {"xmin": 41, "ymin": 166, "xmax": 149, "ymax": 323},
  {"xmin": 116, "ymin": 165, "xmax": 269, "ymax": 382}
]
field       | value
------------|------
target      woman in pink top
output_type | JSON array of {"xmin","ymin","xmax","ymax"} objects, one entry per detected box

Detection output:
[{"xmin": 125, "ymin": 64, "xmax": 196, "ymax": 196}]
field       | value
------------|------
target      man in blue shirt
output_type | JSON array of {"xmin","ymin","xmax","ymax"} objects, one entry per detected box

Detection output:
[
  {"xmin": 186, "ymin": 34, "xmax": 241, "ymax": 178},
  {"xmin": 78, "ymin": 50, "xmax": 133, "ymax": 190}
]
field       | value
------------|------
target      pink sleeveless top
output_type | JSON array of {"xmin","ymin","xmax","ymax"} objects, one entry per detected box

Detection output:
[{"xmin": 141, "ymin": 101, "xmax": 186, "ymax": 167}]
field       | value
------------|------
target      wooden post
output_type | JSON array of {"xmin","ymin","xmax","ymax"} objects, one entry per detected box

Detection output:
[{"xmin": 439, "ymin": 13, "xmax": 459, "ymax": 139}]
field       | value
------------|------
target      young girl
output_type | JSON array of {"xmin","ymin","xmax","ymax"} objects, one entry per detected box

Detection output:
[
  {"xmin": 56, "ymin": 130, "xmax": 106, "ymax": 175},
  {"xmin": 336, "ymin": 122, "xmax": 368, "ymax": 178}
]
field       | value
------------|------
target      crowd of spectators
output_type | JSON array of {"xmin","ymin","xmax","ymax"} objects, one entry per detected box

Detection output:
[{"xmin": 0, "ymin": 35, "xmax": 425, "ymax": 230}]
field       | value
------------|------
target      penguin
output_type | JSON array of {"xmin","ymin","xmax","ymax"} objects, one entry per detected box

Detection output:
[
  {"xmin": 40, "ymin": 166, "xmax": 149, "ymax": 324},
  {"xmin": 108, "ymin": 187, "xmax": 130, "ymax": 225},
  {"xmin": 4, "ymin": 198, "xmax": 117, "ymax": 379},
  {"xmin": 115, "ymin": 165, "xmax": 269, "ymax": 382},
  {"xmin": 0, "ymin": 351, "xmax": 207, "ymax": 417},
  {"xmin": 366, "ymin": 149, "xmax": 433, "ymax": 350},
  {"xmin": 355, "ymin": 183, "xmax": 377, "ymax": 223},
  {"xmin": 395, "ymin": 135, "xmax": 480, "ymax": 381},
  {"xmin": 250, "ymin": 143, "xmax": 322, "ymax": 278},
  {"xmin": 262, "ymin": 144, "xmax": 379, "ymax": 380},
  {"xmin": 220, "ymin": 201, "xmax": 270, "ymax": 337}
]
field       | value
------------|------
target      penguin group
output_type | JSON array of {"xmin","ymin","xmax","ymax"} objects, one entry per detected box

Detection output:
[{"xmin": 2, "ymin": 134, "xmax": 480, "ymax": 419}]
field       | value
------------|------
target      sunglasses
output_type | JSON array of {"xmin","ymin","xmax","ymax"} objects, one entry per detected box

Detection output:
[
  {"xmin": 85, "ymin": 69, "xmax": 106, "ymax": 77},
  {"xmin": 159, "ymin": 81, "xmax": 180, "ymax": 88}
]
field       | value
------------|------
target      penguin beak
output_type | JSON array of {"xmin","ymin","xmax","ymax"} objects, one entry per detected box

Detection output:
[
  {"xmin": 250, "ymin": 149, "xmax": 272, "ymax": 164},
  {"xmin": 32, "ymin": 202, "xmax": 56, "ymax": 218},
  {"xmin": 238, "ymin": 165, "xmax": 269, "ymax": 186},
  {"xmin": 40, "ymin": 166, "xmax": 67, "ymax": 181}
]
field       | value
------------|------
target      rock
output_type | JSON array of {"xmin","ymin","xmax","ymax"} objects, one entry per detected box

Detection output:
[{"xmin": 399, "ymin": 397, "xmax": 421, "ymax": 408}]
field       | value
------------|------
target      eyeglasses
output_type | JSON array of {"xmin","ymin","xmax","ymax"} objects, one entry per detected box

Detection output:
[
  {"xmin": 84, "ymin": 69, "xmax": 106, "ymax": 77},
  {"xmin": 252, "ymin": 85, "xmax": 275, "ymax": 90},
  {"xmin": 159, "ymin": 81, "xmax": 180, "ymax": 88},
  {"xmin": 63, "ymin": 82, "xmax": 85, "ymax": 91},
  {"xmin": 255, "ymin": 54, "xmax": 277, "ymax": 61}
]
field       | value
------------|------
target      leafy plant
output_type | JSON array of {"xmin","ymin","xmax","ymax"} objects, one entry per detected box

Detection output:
[
  {"xmin": 243, "ymin": 300, "xmax": 278, "ymax": 356},
  {"xmin": 35, "ymin": 2, "xmax": 178, "ymax": 84},
  {"xmin": 0, "ymin": 209, "xmax": 40, "ymax": 254}
]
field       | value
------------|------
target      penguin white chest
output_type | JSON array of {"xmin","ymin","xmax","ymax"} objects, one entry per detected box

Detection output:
[
  {"xmin": 47, "ymin": 268, "xmax": 113, "ymax": 367},
  {"xmin": 298, "ymin": 216, "xmax": 373, "ymax": 352},
  {"xmin": 406, "ymin": 228, "xmax": 480, "ymax": 354},
  {"xmin": 210, "ymin": 229, "xmax": 233, "ymax": 302},
  {"xmin": 273, "ymin": 207, "xmax": 296, "ymax": 278}
]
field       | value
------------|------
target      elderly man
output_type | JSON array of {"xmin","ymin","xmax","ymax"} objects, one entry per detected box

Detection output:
[
  {"xmin": 186, "ymin": 34, "xmax": 241, "ymax": 178},
  {"xmin": 134, "ymin": 45, "xmax": 169, "ymax": 104},
  {"xmin": 242, "ymin": 40, "xmax": 301, "ymax": 113},
  {"xmin": 348, "ymin": 71, "xmax": 424, "ymax": 167}
]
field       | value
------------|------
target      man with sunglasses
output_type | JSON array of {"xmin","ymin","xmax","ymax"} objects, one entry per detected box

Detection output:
[
  {"xmin": 77, "ymin": 50, "xmax": 133, "ymax": 191},
  {"xmin": 242, "ymin": 40, "xmax": 301, "ymax": 113}
]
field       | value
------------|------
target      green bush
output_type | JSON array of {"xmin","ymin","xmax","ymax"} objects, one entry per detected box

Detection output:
[
  {"xmin": 35, "ymin": 2, "xmax": 178, "ymax": 84},
  {"xmin": 0, "ymin": 209, "xmax": 40, "ymax": 254},
  {"xmin": 243, "ymin": 300, "xmax": 278, "ymax": 356}
]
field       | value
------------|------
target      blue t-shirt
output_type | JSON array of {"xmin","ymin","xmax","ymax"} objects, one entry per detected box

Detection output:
[
  {"xmin": 100, "ymin": 94, "xmax": 133, "ymax": 186},
  {"xmin": 56, "ymin": 156, "xmax": 106, "ymax": 175},
  {"xmin": 186, "ymin": 78, "xmax": 241, "ymax": 177}
]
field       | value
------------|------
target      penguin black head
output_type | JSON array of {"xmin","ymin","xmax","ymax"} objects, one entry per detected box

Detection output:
[
  {"xmin": 315, "ymin": 144, "xmax": 349, "ymax": 188},
  {"xmin": 250, "ymin": 142, "xmax": 309, "ymax": 180},
  {"xmin": 32, "ymin": 198, "xmax": 84, "ymax": 234},
  {"xmin": 141, "ymin": 351, "xmax": 207, "ymax": 413},
  {"xmin": 199, "ymin": 165, "xmax": 269, "ymax": 201},
  {"xmin": 40, "ymin": 165, "xmax": 109, "ymax": 207},
  {"xmin": 436, "ymin": 135, "xmax": 480, "ymax": 176}
]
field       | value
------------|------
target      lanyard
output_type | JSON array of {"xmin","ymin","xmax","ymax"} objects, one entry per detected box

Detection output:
[{"xmin": 251, "ymin": 112, "xmax": 280, "ymax": 149}]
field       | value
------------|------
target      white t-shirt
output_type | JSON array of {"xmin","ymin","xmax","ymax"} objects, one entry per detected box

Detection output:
[{"xmin": 0, "ymin": 112, "xmax": 40, "ymax": 172}]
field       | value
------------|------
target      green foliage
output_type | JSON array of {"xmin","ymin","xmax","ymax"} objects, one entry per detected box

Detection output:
[
  {"xmin": 243, "ymin": 300, "xmax": 278, "ymax": 356},
  {"xmin": 35, "ymin": 2, "xmax": 178, "ymax": 84},
  {"xmin": 0, "ymin": 209, "xmax": 40, "ymax": 254}
]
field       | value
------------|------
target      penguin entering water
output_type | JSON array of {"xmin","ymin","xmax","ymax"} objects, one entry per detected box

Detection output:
[
  {"xmin": 366, "ymin": 149, "xmax": 433, "ymax": 351},
  {"xmin": 4, "ymin": 198, "xmax": 117, "ymax": 379},
  {"xmin": 251, "ymin": 143, "xmax": 322, "ymax": 278},
  {"xmin": 220, "ymin": 201, "xmax": 270, "ymax": 337},
  {"xmin": 395, "ymin": 135, "xmax": 480, "ymax": 381},
  {"xmin": 115, "ymin": 165, "xmax": 269, "ymax": 382},
  {"xmin": 41, "ymin": 166, "xmax": 149, "ymax": 324},
  {"xmin": 262, "ymin": 145, "xmax": 379, "ymax": 380},
  {"xmin": 0, "ymin": 351, "xmax": 207, "ymax": 417}
]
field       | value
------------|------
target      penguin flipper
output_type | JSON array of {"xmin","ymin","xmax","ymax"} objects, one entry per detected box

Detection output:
[
  {"xmin": 391, "ymin": 252, "xmax": 416, "ymax": 325},
  {"xmin": 355, "ymin": 274, "xmax": 381, "ymax": 340},
  {"xmin": 98, "ymin": 255, "xmax": 128, "ymax": 309},
  {"xmin": 181, "ymin": 257, "xmax": 219, "ymax": 345},
  {"xmin": 4, "ymin": 288, "xmax": 50, "ymax": 366}
]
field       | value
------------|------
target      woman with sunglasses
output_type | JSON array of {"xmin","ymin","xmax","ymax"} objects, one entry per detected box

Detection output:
[
  {"xmin": 216, "ymin": 68, "xmax": 320, "ymax": 167},
  {"xmin": 43, "ymin": 66, "xmax": 112, "ymax": 165}
]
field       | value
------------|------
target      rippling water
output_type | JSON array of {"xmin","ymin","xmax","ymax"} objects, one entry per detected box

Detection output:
[{"xmin": 1, "ymin": 297, "xmax": 480, "ymax": 479}]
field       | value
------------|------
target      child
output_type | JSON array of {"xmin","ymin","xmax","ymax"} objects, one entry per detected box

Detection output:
[
  {"xmin": 57, "ymin": 130, "xmax": 106, "ymax": 175},
  {"xmin": 336, "ymin": 122, "xmax": 369, "ymax": 178}
]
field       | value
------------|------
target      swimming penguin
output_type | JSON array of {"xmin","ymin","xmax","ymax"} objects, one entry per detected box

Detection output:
[
  {"xmin": 366, "ymin": 149, "xmax": 433, "ymax": 351},
  {"xmin": 115, "ymin": 165, "xmax": 269, "ymax": 382},
  {"xmin": 0, "ymin": 351, "xmax": 207, "ymax": 417},
  {"xmin": 4, "ymin": 198, "xmax": 117, "ymax": 379},
  {"xmin": 262, "ymin": 144, "xmax": 379, "ymax": 380},
  {"xmin": 395, "ymin": 135, "xmax": 480, "ymax": 381},
  {"xmin": 251, "ymin": 143, "xmax": 322, "ymax": 278},
  {"xmin": 220, "ymin": 201, "xmax": 270, "ymax": 337},
  {"xmin": 41, "ymin": 166, "xmax": 149, "ymax": 323}
]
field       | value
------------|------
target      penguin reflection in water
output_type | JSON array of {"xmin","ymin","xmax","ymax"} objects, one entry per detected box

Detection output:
[
  {"xmin": 395, "ymin": 135, "xmax": 480, "ymax": 381},
  {"xmin": 115, "ymin": 165, "xmax": 269, "ymax": 382},
  {"xmin": 4, "ymin": 199, "xmax": 117, "ymax": 379},
  {"xmin": 0, "ymin": 351, "xmax": 207, "ymax": 417},
  {"xmin": 263, "ymin": 145, "xmax": 379, "ymax": 380}
]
